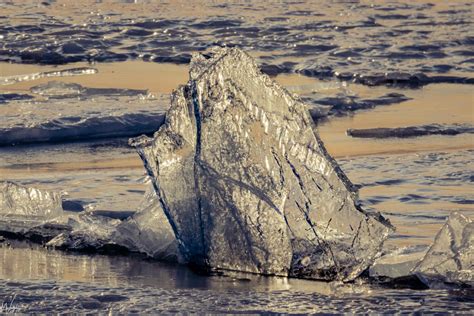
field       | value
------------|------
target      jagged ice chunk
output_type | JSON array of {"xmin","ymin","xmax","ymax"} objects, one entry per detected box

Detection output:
[{"xmin": 131, "ymin": 47, "xmax": 393, "ymax": 281}]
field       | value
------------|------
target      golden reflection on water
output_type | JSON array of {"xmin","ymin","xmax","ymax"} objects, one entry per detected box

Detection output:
[
  {"xmin": 0, "ymin": 242, "xmax": 354, "ymax": 294},
  {"xmin": 0, "ymin": 242, "xmax": 184, "ymax": 288},
  {"xmin": 276, "ymin": 73, "xmax": 474, "ymax": 157},
  {"xmin": 316, "ymin": 84, "xmax": 474, "ymax": 157},
  {"xmin": 1, "ymin": 60, "xmax": 473, "ymax": 250},
  {"xmin": 2, "ymin": 61, "xmax": 473, "ymax": 159},
  {"xmin": 1, "ymin": 0, "xmax": 466, "ymax": 25},
  {"xmin": 1, "ymin": 61, "xmax": 188, "ymax": 94}
]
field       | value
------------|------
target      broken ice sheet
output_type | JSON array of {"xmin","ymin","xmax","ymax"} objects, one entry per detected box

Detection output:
[
  {"xmin": 347, "ymin": 124, "xmax": 474, "ymax": 139},
  {"xmin": 0, "ymin": 180, "xmax": 177, "ymax": 260},
  {"xmin": 41, "ymin": 188, "xmax": 178, "ymax": 260},
  {"xmin": 45, "ymin": 213, "xmax": 123, "ymax": 252},
  {"xmin": 29, "ymin": 81, "xmax": 149, "ymax": 99},
  {"xmin": 0, "ymin": 88, "xmax": 168, "ymax": 146},
  {"xmin": 0, "ymin": 67, "xmax": 98, "ymax": 86}
]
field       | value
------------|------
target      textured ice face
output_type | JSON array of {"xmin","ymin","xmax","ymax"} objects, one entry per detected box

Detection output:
[
  {"xmin": 131, "ymin": 47, "xmax": 393, "ymax": 281},
  {"xmin": 0, "ymin": 181, "xmax": 178, "ymax": 260},
  {"xmin": 114, "ymin": 187, "xmax": 180, "ymax": 261},
  {"xmin": 413, "ymin": 212, "xmax": 473, "ymax": 287},
  {"xmin": 43, "ymin": 187, "xmax": 179, "ymax": 259},
  {"xmin": 0, "ymin": 181, "xmax": 63, "ymax": 218},
  {"xmin": 45, "ymin": 213, "xmax": 122, "ymax": 251}
]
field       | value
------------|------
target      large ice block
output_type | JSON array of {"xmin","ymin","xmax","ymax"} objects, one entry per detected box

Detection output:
[{"xmin": 130, "ymin": 47, "xmax": 393, "ymax": 281}]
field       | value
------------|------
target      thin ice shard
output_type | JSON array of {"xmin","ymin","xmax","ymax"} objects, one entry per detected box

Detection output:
[
  {"xmin": 131, "ymin": 47, "xmax": 393, "ymax": 281},
  {"xmin": 0, "ymin": 67, "xmax": 98, "ymax": 86},
  {"xmin": 413, "ymin": 212, "xmax": 473, "ymax": 287},
  {"xmin": 347, "ymin": 123, "xmax": 474, "ymax": 139},
  {"xmin": 113, "ymin": 187, "xmax": 180, "ymax": 261}
]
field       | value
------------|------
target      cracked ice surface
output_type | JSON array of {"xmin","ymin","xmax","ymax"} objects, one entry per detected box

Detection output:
[{"xmin": 131, "ymin": 47, "xmax": 393, "ymax": 281}]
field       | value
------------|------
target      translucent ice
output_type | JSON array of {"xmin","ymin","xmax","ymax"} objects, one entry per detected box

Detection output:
[
  {"xmin": 131, "ymin": 47, "xmax": 393, "ymax": 281},
  {"xmin": 413, "ymin": 212, "xmax": 473, "ymax": 287},
  {"xmin": 0, "ymin": 67, "xmax": 98, "ymax": 86},
  {"xmin": 0, "ymin": 181, "xmax": 63, "ymax": 218},
  {"xmin": 113, "ymin": 187, "xmax": 180, "ymax": 261}
]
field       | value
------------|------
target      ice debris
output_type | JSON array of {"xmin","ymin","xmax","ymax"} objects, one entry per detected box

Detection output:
[
  {"xmin": 347, "ymin": 124, "xmax": 474, "ymax": 139},
  {"xmin": 0, "ymin": 181, "xmax": 63, "ymax": 218},
  {"xmin": 413, "ymin": 212, "xmax": 473, "ymax": 288},
  {"xmin": 130, "ymin": 47, "xmax": 393, "ymax": 281},
  {"xmin": 0, "ymin": 67, "xmax": 98, "ymax": 86},
  {"xmin": 0, "ymin": 181, "xmax": 177, "ymax": 259},
  {"xmin": 113, "ymin": 187, "xmax": 179, "ymax": 261},
  {"xmin": 45, "ymin": 213, "xmax": 124, "ymax": 252},
  {"xmin": 43, "ymin": 189, "xmax": 178, "ymax": 260},
  {"xmin": 368, "ymin": 245, "xmax": 431, "ymax": 289},
  {"xmin": 30, "ymin": 81, "xmax": 148, "ymax": 99},
  {"xmin": 368, "ymin": 212, "xmax": 473, "ymax": 289},
  {"xmin": 370, "ymin": 245, "xmax": 428, "ymax": 280}
]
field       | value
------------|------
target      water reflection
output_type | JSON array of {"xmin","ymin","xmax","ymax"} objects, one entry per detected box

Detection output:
[
  {"xmin": 1, "ymin": 241, "xmax": 473, "ymax": 313},
  {"xmin": 0, "ymin": 241, "xmax": 297, "ymax": 292}
]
